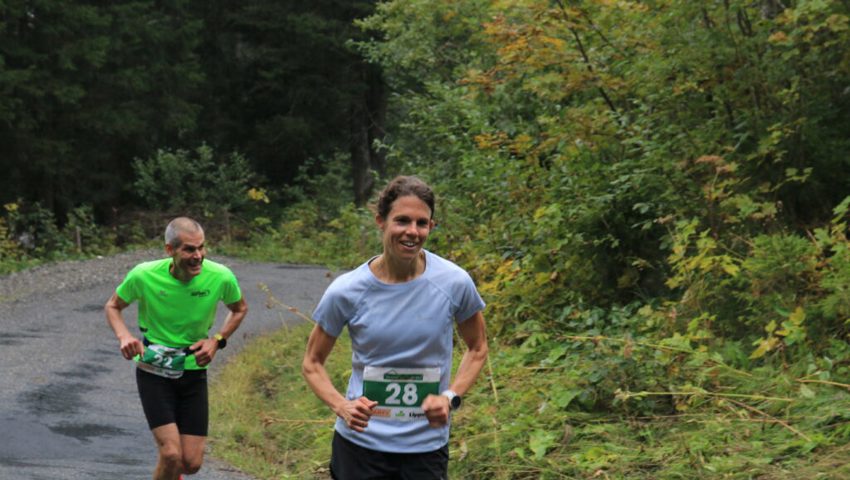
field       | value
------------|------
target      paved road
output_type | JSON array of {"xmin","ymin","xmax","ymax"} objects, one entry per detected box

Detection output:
[{"xmin": 0, "ymin": 253, "xmax": 335, "ymax": 479}]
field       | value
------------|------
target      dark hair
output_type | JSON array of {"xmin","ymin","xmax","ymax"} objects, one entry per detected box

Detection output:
[{"xmin": 375, "ymin": 176, "xmax": 435, "ymax": 219}]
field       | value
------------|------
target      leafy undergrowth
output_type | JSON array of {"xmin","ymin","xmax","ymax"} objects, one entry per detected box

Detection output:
[{"xmin": 210, "ymin": 318, "xmax": 850, "ymax": 479}]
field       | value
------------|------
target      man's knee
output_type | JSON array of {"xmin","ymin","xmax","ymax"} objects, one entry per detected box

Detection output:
[
  {"xmin": 182, "ymin": 457, "xmax": 203, "ymax": 475},
  {"xmin": 158, "ymin": 444, "xmax": 183, "ymax": 469}
]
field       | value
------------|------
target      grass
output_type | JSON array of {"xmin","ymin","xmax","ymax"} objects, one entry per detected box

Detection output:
[{"xmin": 209, "ymin": 321, "xmax": 343, "ymax": 479}]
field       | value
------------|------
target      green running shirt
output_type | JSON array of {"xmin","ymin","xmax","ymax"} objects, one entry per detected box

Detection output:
[{"xmin": 116, "ymin": 258, "xmax": 242, "ymax": 370}]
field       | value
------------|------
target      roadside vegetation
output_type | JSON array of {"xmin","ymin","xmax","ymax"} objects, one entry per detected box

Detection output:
[
  {"xmin": 211, "ymin": 2, "xmax": 850, "ymax": 478},
  {"xmin": 209, "ymin": 276, "xmax": 850, "ymax": 479},
  {"xmin": 3, "ymin": 1, "xmax": 850, "ymax": 478}
]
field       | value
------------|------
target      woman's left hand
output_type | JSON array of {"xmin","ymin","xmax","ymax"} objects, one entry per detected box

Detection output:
[{"xmin": 422, "ymin": 394, "xmax": 450, "ymax": 428}]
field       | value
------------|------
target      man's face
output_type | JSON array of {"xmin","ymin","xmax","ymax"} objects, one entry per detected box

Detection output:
[{"xmin": 166, "ymin": 230, "xmax": 206, "ymax": 280}]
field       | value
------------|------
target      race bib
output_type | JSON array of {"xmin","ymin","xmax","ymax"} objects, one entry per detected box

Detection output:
[
  {"xmin": 135, "ymin": 344, "xmax": 188, "ymax": 379},
  {"xmin": 362, "ymin": 366, "xmax": 440, "ymax": 422}
]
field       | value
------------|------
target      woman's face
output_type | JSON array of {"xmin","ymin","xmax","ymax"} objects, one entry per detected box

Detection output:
[{"xmin": 377, "ymin": 195, "xmax": 434, "ymax": 263}]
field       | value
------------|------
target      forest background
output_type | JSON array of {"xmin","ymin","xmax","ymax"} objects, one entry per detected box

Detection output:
[{"xmin": 2, "ymin": 0, "xmax": 850, "ymax": 478}]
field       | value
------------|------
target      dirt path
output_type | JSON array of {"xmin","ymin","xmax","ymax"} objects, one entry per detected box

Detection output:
[{"xmin": 0, "ymin": 251, "xmax": 335, "ymax": 479}]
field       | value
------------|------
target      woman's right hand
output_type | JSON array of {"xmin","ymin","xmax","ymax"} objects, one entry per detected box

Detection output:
[{"xmin": 336, "ymin": 396, "xmax": 378, "ymax": 432}]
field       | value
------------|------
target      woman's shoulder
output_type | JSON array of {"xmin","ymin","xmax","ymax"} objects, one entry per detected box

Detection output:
[
  {"xmin": 324, "ymin": 259, "xmax": 375, "ymax": 294},
  {"xmin": 425, "ymin": 250, "xmax": 469, "ymax": 276}
]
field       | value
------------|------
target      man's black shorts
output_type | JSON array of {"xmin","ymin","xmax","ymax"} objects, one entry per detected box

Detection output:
[
  {"xmin": 136, "ymin": 368, "xmax": 208, "ymax": 436},
  {"xmin": 330, "ymin": 430, "xmax": 449, "ymax": 480}
]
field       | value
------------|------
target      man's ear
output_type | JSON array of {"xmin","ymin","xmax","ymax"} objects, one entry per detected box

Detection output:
[
  {"xmin": 375, "ymin": 214, "xmax": 385, "ymax": 229},
  {"xmin": 165, "ymin": 243, "xmax": 174, "ymax": 256}
]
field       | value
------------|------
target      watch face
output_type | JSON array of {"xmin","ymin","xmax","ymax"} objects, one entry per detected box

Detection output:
[{"xmin": 450, "ymin": 395, "xmax": 461, "ymax": 409}]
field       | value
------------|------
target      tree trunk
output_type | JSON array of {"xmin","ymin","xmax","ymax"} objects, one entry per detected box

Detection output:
[
  {"xmin": 760, "ymin": 0, "xmax": 786, "ymax": 19},
  {"xmin": 351, "ymin": 97, "xmax": 373, "ymax": 207},
  {"xmin": 351, "ymin": 65, "xmax": 387, "ymax": 206},
  {"xmin": 367, "ymin": 65, "xmax": 387, "ymax": 180}
]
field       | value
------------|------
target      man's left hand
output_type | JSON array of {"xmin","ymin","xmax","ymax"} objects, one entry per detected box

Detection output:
[{"xmin": 190, "ymin": 338, "xmax": 218, "ymax": 366}]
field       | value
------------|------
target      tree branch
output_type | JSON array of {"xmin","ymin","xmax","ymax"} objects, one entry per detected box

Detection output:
[{"xmin": 553, "ymin": 0, "xmax": 621, "ymax": 120}]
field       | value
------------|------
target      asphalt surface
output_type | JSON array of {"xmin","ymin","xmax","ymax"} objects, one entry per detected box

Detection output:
[{"xmin": 0, "ymin": 252, "xmax": 336, "ymax": 479}]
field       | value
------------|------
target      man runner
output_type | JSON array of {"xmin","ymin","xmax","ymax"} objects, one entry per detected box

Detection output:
[{"xmin": 105, "ymin": 217, "xmax": 248, "ymax": 480}]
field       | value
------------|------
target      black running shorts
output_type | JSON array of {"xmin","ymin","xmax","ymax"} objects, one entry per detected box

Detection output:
[
  {"xmin": 330, "ymin": 430, "xmax": 449, "ymax": 480},
  {"xmin": 136, "ymin": 368, "xmax": 208, "ymax": 436}
]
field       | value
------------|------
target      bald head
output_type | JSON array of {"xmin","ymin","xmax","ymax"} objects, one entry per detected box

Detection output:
[{"xmin": 165, "ymin": 217, "xmax": 204, "ymax": 248}]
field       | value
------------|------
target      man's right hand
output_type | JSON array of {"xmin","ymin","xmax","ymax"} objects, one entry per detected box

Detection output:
[
  {"xmin": 118, "ymin": 335, "xmax": 144, "ymax": 360},
  {"xmin": 335, "ymin": 396, "xmax": 378, "ymax": 432}
]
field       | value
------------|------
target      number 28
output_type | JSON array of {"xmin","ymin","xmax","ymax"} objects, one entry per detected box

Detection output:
[{"xmin": 385, "ymin": 383, "xmax": 418, "ymax": 405}]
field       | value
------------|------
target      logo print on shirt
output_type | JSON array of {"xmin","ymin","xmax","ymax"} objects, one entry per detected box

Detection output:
[
  {"xmin": 158, "ymin": 290, "xmax": 168, "ymax": 297},
  {"xmin": 190, "ymin": 289, "xmax": 211, "ymax": 297}
]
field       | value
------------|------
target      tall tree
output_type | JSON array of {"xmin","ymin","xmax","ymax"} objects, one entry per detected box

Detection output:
[
  {"xmin": 0, "ymin": 0, "xmax": 204, "ymax": 221},
  {"xmin": 195, "ymin": 0, "xmax": 385, "ymax": 204}
]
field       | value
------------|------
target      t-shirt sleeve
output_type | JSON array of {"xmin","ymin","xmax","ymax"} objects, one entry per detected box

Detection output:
[
  {"xmin": 115, "ymin": 267, "xmax": 140, "ymax": 304},
  {"xmin": 454, "ymin": 271, "xmax": 485, "ymax": 324},
  {"xmin": 312, "ymin": 283, "xmax": 351, "ymax": 338},
  {"xmin": 220, "ymin": 268, "xmax": 242, "ymax": 304}
]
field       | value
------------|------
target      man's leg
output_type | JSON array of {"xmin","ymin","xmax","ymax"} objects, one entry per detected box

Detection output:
[
  {"xmin": 138, "ymin": 369, "xmax": 183, "ymax": 479},
  {"xmin": 180, "ymin": 434, "xmax": 207, "ymax": 474},
  {"xmin": 174, "ymin": 370, "xmax": 209, "ymax": 475},
  {"xmin": 151, "ymin": 423, "xmax": 183, "ymax": 480}
]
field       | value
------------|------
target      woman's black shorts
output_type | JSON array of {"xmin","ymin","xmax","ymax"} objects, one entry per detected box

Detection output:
[
  {"xmin": 330, "ymin": 430, "xmax": 449, "ymax": 480},
  {"xmin": 135, "ymin": 368, "xmax": 208, "ymax": 436}
]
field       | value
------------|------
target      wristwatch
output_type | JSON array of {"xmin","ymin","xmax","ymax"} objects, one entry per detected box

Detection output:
[
  {"xmin": 214, "ymin": 333, "xmax": 227, "ymax": 349},
  {"xmin": 441, "ymin": 389, "xmax": 462, "ymax": 411}
]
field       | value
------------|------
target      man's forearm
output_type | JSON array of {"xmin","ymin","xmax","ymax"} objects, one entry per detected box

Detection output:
[{"xmin": 218, "ymin": 299, "xmax": 248, "ymax": 338}]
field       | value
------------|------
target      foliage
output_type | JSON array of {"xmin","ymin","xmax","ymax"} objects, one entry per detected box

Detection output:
[
  {"xmin": 0, "ymin": 206, "xmax": 24, "ymax": 266},
  {"xmin": 0, "ymin": 199, "xmax": 132, "ymax": 274},
  {"xmin": 215, "ymin": 151, "xmax": 379, "ymax": 269},
  {"xmin": 203, "ymin": 0, "xmax": 383, "ymax": 191},
  {"xmin": 1, "ymin": 0, "xmax": 384, "ymax": 220},
  {"xmin": 132, "ymin": 144, "xmax": 260, "ymax": 216},
  {"xmin": 0, "ymin": 0, "xmax": 205, "ymax": 219},
  {"xmin": 223, "ymin": 201, "xmax": 376, "ymax": 271},
  {"xmin": 360, "ymin": 0, "xmax": 850, "ymax": 356},
  {"xmin": 4, "ymin": 200, "xmax": 72, "ymax": 256}
]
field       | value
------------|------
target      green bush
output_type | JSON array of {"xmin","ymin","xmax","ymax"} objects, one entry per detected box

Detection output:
[
  {"xmin": 132, "ymin": 144, "xmax": 260, "ymax": 216},
  {"xmin": 4, "ymin": 200, "xmax": 71, "ymax": 257}
]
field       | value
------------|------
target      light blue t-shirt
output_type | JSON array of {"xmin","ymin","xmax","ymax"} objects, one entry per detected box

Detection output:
[{"xmin": 313, "ymin": 249, "xmax": 485, "ymax": 453}]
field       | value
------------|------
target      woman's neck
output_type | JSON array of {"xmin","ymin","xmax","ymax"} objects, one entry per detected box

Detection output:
[{"xmin": 370, "ymin": 251, "xmax": 426, "ymax": 284}]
